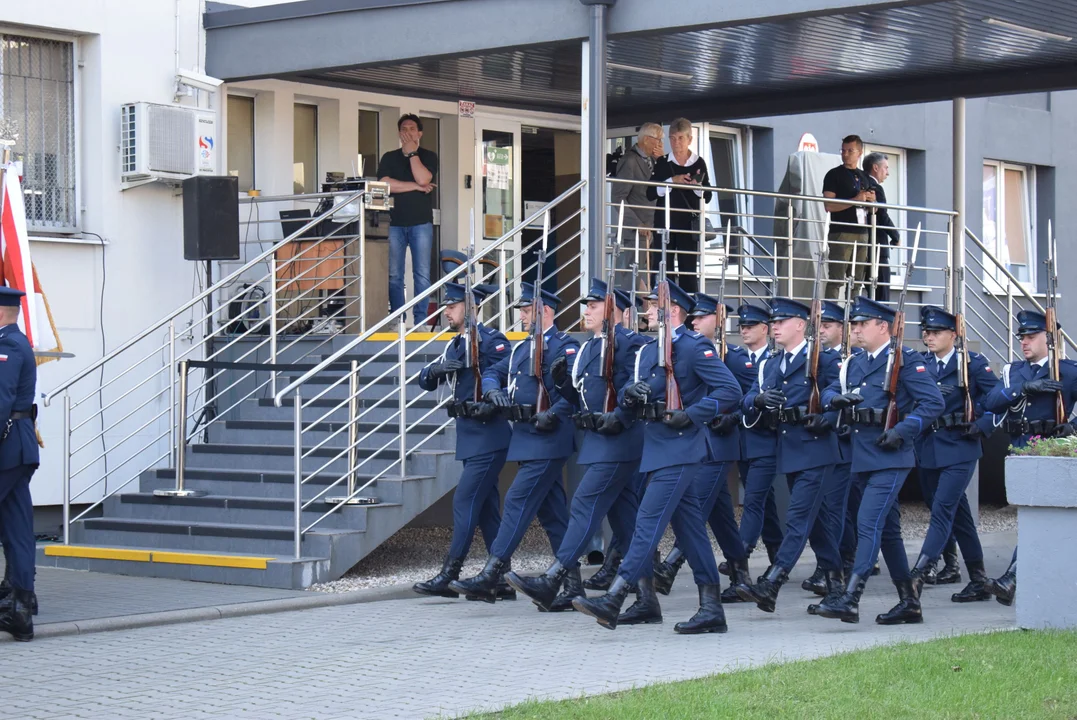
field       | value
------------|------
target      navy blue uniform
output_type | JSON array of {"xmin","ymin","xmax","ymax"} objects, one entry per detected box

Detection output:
[
  {"xmin": 613, "ymin": 327, "xmax": 742, "ymax": 586},
  {"xmin": 481, "ymin": 327, "xmax": 579, "ymax": 560},
  {"xmin": 727, "ymin": 345, "xmax": 784, "ymax": 556},
  {"xmin": 983, "ymin": 358, "xmax": 1077, "ymax": 447},
  {"xmin": 0, "ymin": 323, "xmax": 39, "ymax": 594},
  {"xmin": 821, "ymin": 344, "xmax": 944, "ymax": 580},
  {"xmin": 554, "ymin": 324, "xmax": 648, "ymax": 568},
  {"xmin": 419, "ymin": 323, "xmax": 511, "ymax": 559}
]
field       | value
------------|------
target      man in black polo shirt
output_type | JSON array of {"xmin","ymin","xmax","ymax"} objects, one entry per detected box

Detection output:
[
  {"xmin": 378, "ymin": 114, "xmax": 439, "ymax": 327},
  {"xmin": 822, "ymin": 135, "xmax": 874, "ymax": 299}
]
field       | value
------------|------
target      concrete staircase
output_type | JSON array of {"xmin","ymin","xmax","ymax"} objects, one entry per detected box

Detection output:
[{"xmin": 38, "ymin": 336, "xmax": 463, "ymax": 589}]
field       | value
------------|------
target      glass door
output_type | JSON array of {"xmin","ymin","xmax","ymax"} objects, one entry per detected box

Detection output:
[{"xmin": 475, "ymin": 118, "xmax": 522, "ymax": 304}]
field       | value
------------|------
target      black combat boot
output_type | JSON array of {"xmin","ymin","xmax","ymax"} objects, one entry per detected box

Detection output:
[
  {"xmin": 547, "ymin": 566, "xmax": 585, "ymax": 613},
  {"xmin": 766, "ymin": 544, "xmax": 781, "ymax": 566},
  {"xmin": 817, "ymin": 573, "xmax": 867, "ymax": 624},
  {"xmin": 985, "ymin": 559, "xmax": 1017, "ymax": 606},
  {"xmin": 951, "ymin": 560, "xmax": 992, "ymax": 603},
  {"xmin": 413, "ymin": 556, "xmax": 464, "ymax": 598},
  {"xmin": 920, "ymin": 557, "xmax": 940, "ymax": 585},
  {"xmin": 718, "ymin": 560, "xmax": 732, "ymax": 577},
  {"xmin": 807, "ymin": 570, "xmax": 845, "ymax": 615},
  {"xmin": 736, "ymin": 565, "xmax": 788, "ymax": 613},
  {"xmin": 449, "ymin": 556, "xmax": 506, "ymax": 604},
  {"xmin": 505, "ymin": 561, "xmax": 567, "ymax": 611},
  {"xmin": 674, "ymin": 584, "xmax": 728, "ymax": 634},
  {"xmin": 801, "ymin": 565, "xmax": 828, "ymax": 596},
  {"xmin": 0, "ymin": 587, "xmax": 34, "ymax": 642},
  {"xmin": 0, "ymin": 574, "xmax": 36, "ymax": 616},
  {"xmin": 583, "ymin": 548, "xmax": 621, "ymax": 591},
  {"xmin": 935, "ymin": 541, "xmax": 962, "ymax": 584},
  {"xmin": 909, "ymin": 554, "xmax": 933, "ymax": 597},
  {"xmin": 720, "ymin": 558, "xmax": 751, "ymax": 603},
  {"xmin": 617, "ymin": 575, "xmax": 663, "ymax": 625},
  {"xmin": 572, "ymin": 576, "xmax": 630, "ymax": 630},
  {"xmin": 876, "ymin": 579, "xmax": 923, "ymax": 625},
  {"xmin": 653, "ymin": 548, "xmax": 686, "ymax": 596}
]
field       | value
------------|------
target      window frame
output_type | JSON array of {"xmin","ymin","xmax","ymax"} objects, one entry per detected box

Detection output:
[
  {"xmin": 357, "ymin": 105, "xmax": 380, "ymax": 179},
  {"xmin": 292, "ymin": 101, "xmax": 319, "ymax": 195},
  {"xmin": 982, "ymin": 159, "xmax": 1037, "ymax": 294},
  {"xmin": 226, "ymin": 93, "xmax": 256, "ymax": 193},
  {"xmin": 862, "ymin": 143, "xmax": 908, "ymax": 287}
]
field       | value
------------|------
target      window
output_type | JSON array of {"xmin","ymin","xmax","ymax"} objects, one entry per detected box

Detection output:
[
  {"xmin": 983, "ymin": 160, "xmax": 1034, "ymax": 288},
  {"xmin": 293, "ymin": 103, "xmax": 318, "ymax": 194},
  {"xmin": 358, "ymin": 109, "xmax": 379, "ymax": 177},
  {"xmin": 227, "ymin": 95, "xmax": 255, "ymax": 192},
  {"xmin": 0, "ymin": 33, "xmax": 76, "ymax": 231}
]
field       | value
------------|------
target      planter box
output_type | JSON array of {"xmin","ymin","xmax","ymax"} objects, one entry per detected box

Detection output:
[{"xmin": 1005, "ymin": 456, "xmax": 1077, "ymax": 629}]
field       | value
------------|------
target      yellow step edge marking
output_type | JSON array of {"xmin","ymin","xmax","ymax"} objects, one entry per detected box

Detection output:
[
  {"xmin": 364, "ymin": 331, "xmax": 528, "ymax": 342},
  {"xmin": 44, "ymin": 545, "xmax": 152, "ymax": 562},
  {"xmin": 150, "ymin": 551, "xmax": 271, "ymax": 570}
]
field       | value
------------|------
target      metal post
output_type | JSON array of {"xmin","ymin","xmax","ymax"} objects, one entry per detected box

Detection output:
[
  {"xmin": 270, "ymin": 254, "xmax": 278, "ymax": 397},
  {"xmin": 155, "ymin": 360, "xmax": 206, "ymax": 497},
  {"xmin": 698, "ymin": 193, "xmax": 706, "ymax": 293},
  {"xmin": 1007, "ymin": 284, "xmax": 1014, "ymax": 359},
  {"xmin": 583, "ymin": 0, "xmax": 613, "ymax": 285},
  {"xmin": 359, "ymin": 201, "xmax": 367, "ymax": 333},
  {"xmin": 294, "ymin": 388, "xmax": 303, "ymax": 559},
  {"xmin": 870, "ymin": 213, "xmax": 879, "ymax": 298},
  {"xmin": 168, "ymin": 320, "xmax": 176, "ymax": 464},
  {"xmin": 398, "ymin": 317, "xmax": 408, "ymax": 479},
  {"xmin": 786, "ymin": 204, "xmax": 794, "ymax": 297},
  {"xmin": 944, "ymin": 219, "xmax": 954, "ymax": 312},
  {"xmin": 326, "ymin": 360, "xmax": 377, "ymax": 505},
  {"xmin": 62, "ymin": 393, "xmax": 71, "ymax": 545},
  {"xmin": 498, "ymin": 247, "xmax": 508, "ymax": 330},
  {"xmin": 953, "ymin": 97, "xmax": 967, "ymax": 314}
]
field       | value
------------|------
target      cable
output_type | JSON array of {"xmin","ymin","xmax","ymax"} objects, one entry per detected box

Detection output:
[{"xmin": 81, "ymin": 231, "xmax": 109, "ymax": 493}]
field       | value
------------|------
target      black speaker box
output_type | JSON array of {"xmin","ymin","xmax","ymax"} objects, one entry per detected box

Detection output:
[{"xmin": 183, "ymin": 175, "xmax": 240, "ymax": 260}]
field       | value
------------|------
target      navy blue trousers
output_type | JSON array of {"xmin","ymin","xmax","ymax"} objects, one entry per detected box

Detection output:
[
  {"xmin": 0, "ymin": 465, "xmax": 36, "ymax": 592},
  {"xmin": 808, "ymin": 462, "xmax": 852, "ymax": 571},
  {"xmin": 447, "ymin": 450, "xmax": 507, "ymax": 560},
  {"xmin": 606, "ymin": 471, "xmax": 645, "ymax": 556},
  {"xmin": 852, "ymin": 469, "xmax": 912, "ymax": 582},
  {"xmin": 738, "ymin": 456, "xmax": 784, "ymax": 554},
  {"xmin": 619, "ymin": 464, "xmax": 717, "ymax": 585},
  {"xmin": 490, "ymin": 457, "xmax": 569, "ymax": 561},
  {"xmin": 672, "ymin": 461, "xmax": 746, "ymax": 563},
  {"xmin": 919, "ymin": 461, "xmax": 984, "ymax": 564},
  {"xmin": 556, "ymin": 461, "xmax": 639, "ymax": 569},
  {"xmin": 774, "ymin": 465, "xmax": 842, "ymax": 572},
  {"xmin": 840, "ymin": 469, "xmax": 865, "ymax": 562}
]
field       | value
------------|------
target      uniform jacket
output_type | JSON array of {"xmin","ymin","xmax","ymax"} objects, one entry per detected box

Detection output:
[
  {"xmin": 914, "ymin": 350, "xmax": 998, "ymax": 469},
  {"xmin": 561, "ymin": 324, "xmax": 648, "ymax": 465},
  {"xmin": 744, "ymin": 342, "xmax": 841, "ymax": 474},
  {"xmin": 983, "ymin": 357, "xmax": 1077, "ymax": 448},
  {"xmin": 419, "ymin": 323, "xmax": 511, "ymax": 461},
  {"xmin": 727, "ymin": 344, "xmax": 777, "ymax": 460},
  {"xmin": 821, "ymin": 345, "xmax": 944, "ymax": 473},
  {"xmin": 0, "ymin": 324, "xmax": 39, "ymax": 470},
  {"xmin": 482, "ymin": 326, "xmax": 580, "ymax": 462},
  {"xmin": 825, "ymin": 346, "xmax": 855, "ymax": 465},
  {"xmin": 618, "ymin": 326, "xmax": 742, "ymax": 474}
]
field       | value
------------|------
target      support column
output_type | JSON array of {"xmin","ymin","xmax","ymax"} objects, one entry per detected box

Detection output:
[
  {"xmin": 581, "ymin": 0, "xmax": 615, "ymax": 287},
  {"xmin": 954, "ymin": 96, "xmax": 979, "ymax": 522}
]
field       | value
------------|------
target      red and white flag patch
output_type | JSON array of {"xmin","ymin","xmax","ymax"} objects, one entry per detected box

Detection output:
[
  {"xmin": 565, "ymin": 348, "xmax": 576, "ymax": 355},
  {"xmin": 704, "ymin": 350, "xmax": 714, "ymax": 357},
  {"xmin": 985, "ymin": 366, "xmax": 993, "ymax": 372},
  {"xmin": 494, "ymin": 344, "xmax": 505, "ymax": 351},
  {"xmin": 915, "ymin": 365, "xmax": 926, "ymax": 372},
  {"xmin": 0, "ymin": 354, "xmax": 7, "ymax": 362},
  {"xmin": 745, "ymin": 362, "xmax": 753, "ymax": 368}
]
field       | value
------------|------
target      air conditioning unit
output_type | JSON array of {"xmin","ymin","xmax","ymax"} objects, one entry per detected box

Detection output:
[{"xmin": 120, "ymin": 102, "xmax": 218, "ymax": 185}]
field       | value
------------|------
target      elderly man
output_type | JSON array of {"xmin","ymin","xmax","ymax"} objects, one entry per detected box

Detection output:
[
  {"xmin": 610, "ymin": 123, "xmax": 664, "ymax": 291},
  {"xmin": 862, "ymin": 152, "xmax": 901, "ymax": 302}
]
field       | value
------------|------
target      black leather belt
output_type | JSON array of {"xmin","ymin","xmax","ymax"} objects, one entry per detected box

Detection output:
[
  {"xmin": 929, "ymin": 413, "xmax": 967, "ymax": 431},
  {"xmin": 850, "ymin": 408, "xmax": 897, "ymax": 427},
  {"xmin": 508, "ymin": 405, "xmax": 536, "ymax": 422},
  {"xmin": 777, "ymin": 406, "xmax": 811, "ymax": 425},
  {"xmin": 1004, "ymin": 418, "xmax": 1056, "ymax": 435},
  {"xmin": 9, "ymin": 411, "xmax": 32, "ymax": 420},
  {"xmin": 638, "ymin": 402, "xmax": 671, "ymax": 421}
]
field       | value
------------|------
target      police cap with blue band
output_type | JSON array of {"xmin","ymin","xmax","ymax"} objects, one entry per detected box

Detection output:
[
  {"xmin": 821, "ymin": 300, "xmax": 846, "ymax": 323},
  {"xmin": 849, "ymin": 296, "xmax": 896, "ymax": 324},
  {"xmin": 1016, "ymin": 309, "xmax": 1054, "ymax": 337},
  {"xmin": 689, "ymin": 293, "xmax": 733, "ymax": 317},
  {"xmin": 920, "ymin": 305, "xmax": 957, "ymax": 332},
  {"xmin": 649, "ymin": 280, "xmax": 696, "ymax": 312},
  {"xmin": 440, "ymin": 282, "xmax": 492, "ymax": 307},
  {"xmin": 737, "ymin": 303, "xmax": 771, "ymax": 326},
  {"xmin": 581, "ymin": 278, "xmax": 633, "ymax": 311},
  {"xmin": 769, "ymin": 297, "xmax": 811, "ymax": 321},
  {"xmin": 513, "ymin": 282, "xmax": 562, "ymax": 310}
]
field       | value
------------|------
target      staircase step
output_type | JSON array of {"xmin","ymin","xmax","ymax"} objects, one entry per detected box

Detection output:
[
  {"xmin": 143, "ymin": 467, "xmax": 436, "ymax": 499},
  {"xmin": 261, "ymin": 396, "xmax": 440, "ymax": 409},
  {"xmin": 74, "ymin": 517, "xmax": 348, "ymax": 556},
  {"xmin": 212, "ymin": 419, "xmax": 451, "ymax": 449},
  {"xmin": 225, "ymin": 419, "xmax": 446, "ymax": 434}
]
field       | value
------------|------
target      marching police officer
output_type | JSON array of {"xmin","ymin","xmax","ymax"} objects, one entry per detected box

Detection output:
[
  {"xmin": 413, "ymin": 283, "xmax": 512, "ymax": 599},
  {"xmin": 653, "ymin": 294, "xmax": 750, "ymax": 603},
  {"xmin": 981, "ymin": 309, "xmax": 1077, "ymax": 606},
  {"xmin": 816, "ymin": 296, "xmax": 944, "ymax": 624},
  {"xmin": 0, "ymin": 287, "xmax": 40, "ymax": 642},
  {"xmin": 506, "ymin": 279, "xmax": 648, "ymax": 614},
  {"xmin": 903, "ymin": 306, "xmax": 998, "ymax": 608},
  {"xmin": 736, "ymin": 298, "xmax": 843, "ymax": 613},
  {"xmin": 573, "ymin": 281, "xmax": 742, "ymax": 634},
  {"xmin": 450, "ymin": 284, "xmax": 579, "ymax": 602}
]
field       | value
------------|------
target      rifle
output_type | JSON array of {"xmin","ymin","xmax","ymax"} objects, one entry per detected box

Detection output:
[
  {"xmin": 882, "ymin": 223, "xmax": 922, "ymax": 431},
  {"xmin": 806, "ymin": 244, "xmax": 828, "ymax": 414},
  {"xmin": 1045, "ymin": 220, "xmax": 1065, "ymax": 424},
  {"xmin": 627, "ymin": 229, "xmax": 640, "ymax": 331},
  {"xmin": 464, "ymin": 210, "xmax": 482, "ymax": 402},
  {"xmin": 954, "ymin": 313, "xmax": 975, "ymax": 424},
  {"xmin": 602, "ymin": 203, "xmax": 623, "ymax": 412},
  {"xmin": 714, "ymin": 221, "xmax": 731, "ymax": 361},
  {"xmin": 530, "ymin": 211, "xmax": 552, "ymax": 414},
  {"xmin": 658, "ymin": 192, "xmax": 683, "ymax": 413}
]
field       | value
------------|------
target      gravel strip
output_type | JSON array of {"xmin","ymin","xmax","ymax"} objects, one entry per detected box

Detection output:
[{"xmin": 309, "ymin": 502, "xmax": 1018, "ymax": 593}]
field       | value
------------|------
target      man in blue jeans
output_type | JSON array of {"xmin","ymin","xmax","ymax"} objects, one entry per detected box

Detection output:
[{"xmin": 377, "ymin": 114, "xmax": 439, "ymax": 326}]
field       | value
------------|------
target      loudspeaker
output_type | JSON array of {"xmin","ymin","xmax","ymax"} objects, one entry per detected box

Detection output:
[{"xmin": 183, "ymin": 175, "xmax": 240, "ymax": 260}]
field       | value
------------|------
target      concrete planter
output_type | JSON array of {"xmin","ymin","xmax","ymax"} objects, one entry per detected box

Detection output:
[{"xmin": 1005, "ymin": 456, "xmax": 1077, "ymax": 629}]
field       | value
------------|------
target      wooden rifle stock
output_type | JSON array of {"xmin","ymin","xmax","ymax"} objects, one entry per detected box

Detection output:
[
  {"xmin": 658, "ymin": 281, "xmax": 683, "ymax": 412},
  {"xmin": 1047, "ymin": 306, "xmax": 1065, "ymax": 424},
  {"xmin": 954, "ymin": 313, "xmax": 975, "ymax": 424},
  {"xmin": 883, "ymin": 313, "xmax": 905, "ymax": 430},
  {"xmin": 464, "ymin": 210, "xmax": 482, "ymax": 402},
  {"xmin": 602, "ymin": 286, "xmax": 618, "ymax": 412}
]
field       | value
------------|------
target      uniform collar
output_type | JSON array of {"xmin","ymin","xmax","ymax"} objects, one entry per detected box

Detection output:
[
  {"xmin": 867, "ymin": 343, "xmax": 890, "ymax": 361},
  {"xmin": 744, "ymin": 344, "xmax": 767, "ymax": 362},
  {"xmin": 782, "ymin": 340, "xmax": 808, "ymax": 358},
  {"xmin": 672, "ymin": 324, "xmax": 687, "ymax": 341},
  {"xmin": 1033, "ymin": 356, "xmax": 1049, "ymax": 368},
  {"xmin": 934, "ymin": 348, "xmax": 955, "ymax": 366}
]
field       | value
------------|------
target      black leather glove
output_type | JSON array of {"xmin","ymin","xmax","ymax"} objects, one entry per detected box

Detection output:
[
  {"xmin": 1023, "ymin": 378, "xmax": 1064, "ymax": 395},
  {"xmin": 1052, "ymin": 422, "xmax": 1077, "ymax": 438},
  {"xmin": 961, "ymin": 422, "xmax": 986, "ymax": 441},
  {"xmin": 876, "ymin": 428, "xmax": 904, "ymax": 450},
  {"xmin": 595, "ymin": 412, "xmax": 625, "ymax": 436},
  {"xmin": 483, "ymin": 389, "xmax": 511, "ymax": 408},
  {"xmin": 623, "ymin": 381, "xmax": 651, "ymax": 409},
  {"xmin": 468, "ymin": 402, "xmax": 498, "ymax": 421},
  {"xmin": 550, "ymin": 356, "xmax": 569, "ymax": 389},
  {"xmin": 830, "ymin": 393, "xmax": 865, "ymax": 410},
  {"xmin": 710, "ymin": 413, "xmax": 739, "ymax": 435},
  {"xmin": 662, "ymin": 409, "xmax": 694, "ymax": 430},
  {"xmin": 532, "ymin": 409, "xmax": 560, "ymax": 433},
  {"xmin": 836, "ymin": 424, "xmax": 852, "ymax": 440},
  {"xmin": 804, "ymin": 414, "xmax": 833, "ymax": 436},
  {"xmin": 753, "ymin": 389, "xmax": 786, "ymax": 410},
  {"xmin": 428, "ymin": 359, "xmax": 463, "ymax": 381},
  {"xmin": 937, "ymin": 384, "xmax": 955, "ymax": 396}
]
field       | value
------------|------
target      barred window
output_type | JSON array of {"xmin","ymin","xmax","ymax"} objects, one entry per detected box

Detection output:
[{"xmin": 0, "ymin": 34, "xmax": 77, "ymax": 232}]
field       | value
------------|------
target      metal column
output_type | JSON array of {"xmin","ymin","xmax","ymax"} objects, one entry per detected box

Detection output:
[{"xmin": 581, "ymin": 0, "xmax": 615, "ymax": 285}]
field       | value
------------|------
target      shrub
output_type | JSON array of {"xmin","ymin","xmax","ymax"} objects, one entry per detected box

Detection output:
[{"xmin": 1009, "ymin": 434, "xmax": 1077, "ymax": 457}]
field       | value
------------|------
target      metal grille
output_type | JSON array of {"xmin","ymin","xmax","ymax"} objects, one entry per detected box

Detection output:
[{"xmin": 0, "ymin": 34, "xmax": 77, "ymax": 232}]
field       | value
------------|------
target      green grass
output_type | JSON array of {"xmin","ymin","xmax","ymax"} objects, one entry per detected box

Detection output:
[{"xmin": 477, "ymin": 630, "xmax": 1077, "ymax": 720}]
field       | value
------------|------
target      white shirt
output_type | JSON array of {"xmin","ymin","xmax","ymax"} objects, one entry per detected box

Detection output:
[
  {"xmin": 867, "ymin": 343, "xmax": 889, "ymax": 362},
  {"xmin": 781, "ymin": 340, "xmax": 808, "ymax": 372},
  {"xmin": 934, "ymin": 348, "xmax": 955, "ymax": 367},
  {"xmin": 656, "ymin": 152, "xmax": 704, "ymax": 198}
]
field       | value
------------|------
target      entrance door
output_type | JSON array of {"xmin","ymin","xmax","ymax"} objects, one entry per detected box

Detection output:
[{"xmin": 475, "ymin": 119, "xmax": 521, "ymax": 252}]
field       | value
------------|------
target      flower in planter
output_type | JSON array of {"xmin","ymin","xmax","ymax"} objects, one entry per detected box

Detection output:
[{"xmin": 1010, "ymin": 435, "xmax": 1077, "ymax": 457}]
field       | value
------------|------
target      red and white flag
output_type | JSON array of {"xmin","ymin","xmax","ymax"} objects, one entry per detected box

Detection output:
[{"xmin": 0, "ymin": 163, "xmax": 55, "ymax": 350}]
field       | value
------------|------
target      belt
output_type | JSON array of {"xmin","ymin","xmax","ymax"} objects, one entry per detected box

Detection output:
[
  {"xmin": 850, "ymin": 408, "xmax": 900, "ymax": 427},
  {"xmin": 777, "ymin": 406, "xmax": 811, "ymax": 425},
  {"xmin": 508, "ymin": 405, "xmax": 536, "ymax": 423},
  {"xmin": 1004, "ymin": 418, "xmax": 1056, "ymax": 435},
  {"xmin": 638, "ymin": 402, "xmax": 669, "ymax": 421},
  {"xmin": 9, "ymin": 411, "xmax": 32, "ymax": 420},
  {"xmin": 573, "ymin": 412, "xmax": 602, "ymax": 430},
  {"xmin": 929, "ymin": 413, "xmax": 967, "ymax": 431}
]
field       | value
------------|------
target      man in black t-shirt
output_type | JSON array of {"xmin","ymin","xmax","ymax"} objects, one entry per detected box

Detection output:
[
  {"xmin": 378, "ymin": 114, "xmax": 439, "ymax": 326},
  {"xmin": 822, "ymin": 135, "xmax": 874, "ymax": 299}
]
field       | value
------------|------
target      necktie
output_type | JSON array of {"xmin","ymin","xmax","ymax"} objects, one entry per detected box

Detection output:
[
  {"xmin": 937, "ymin": 359, "xmax": 945, "ymax": 376},
  {"xmin": 785, "ymin": 352, "xmax": 794, "ymax": 373}
]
